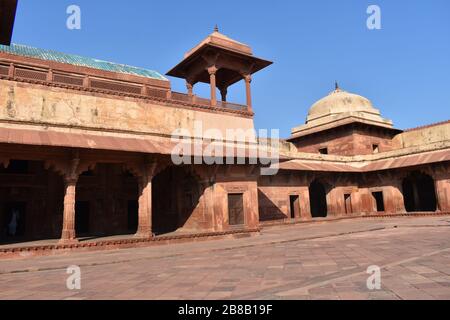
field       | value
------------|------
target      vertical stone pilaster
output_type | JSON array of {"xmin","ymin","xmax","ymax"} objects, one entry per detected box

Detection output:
[
  {"xmin": 135, "ymin": 160, "xmax": 158, "ymax": 239},
  {"xmin": 243, "ymin": 74, "xmax": 252, "ymax": 112},
  {"xmin": 135, "ymin": 175, "xmax": 152, "ymax": 238},
  {"xmin": 60, "ymin": 177, "xmax": 78, "ymax": 244},
  {"xmin": 435, "ymin": 178, "xmax": 450, "ymax": 212},
  {"xmin": 208, "ymin": 66, "xmax": 218, "ymax": 107}
]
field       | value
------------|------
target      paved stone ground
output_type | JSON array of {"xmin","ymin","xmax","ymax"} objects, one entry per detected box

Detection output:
[{"xmin": 0, "ymin": 216, "xmax": 449, "ymax": 300}]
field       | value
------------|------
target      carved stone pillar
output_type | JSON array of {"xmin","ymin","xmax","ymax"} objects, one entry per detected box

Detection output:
[
  {"xmin": 243, "ymin": 74, "xmax": 252, "ymax": 112},
  {"xmin": 208, "ymin": 66, "xmax": 218, "ymax": 107},
  {"xmin": 435, "ymin": 178, "xmax": 450, "ymax": 212},
  {"xmin": 60, "ymin": 177, "xmax": 78, "ymax": 243},
  {"xmin": 58, "ymin": 153, "xmax": 81, "ymax": 244},
  {"xmin": 135, "ymin": 161, "xmax": 158, "ymax": 238},
  {"xmin": 186, "ymin": 81, "xmax": 194, "ymax": 97},
  {"xmin": 8, "ymin": 63, "xmax": 14, "ymax": 78},
  {"xmin": 220, "ymin": 88, "xmax": 227, "ymax": 102}
]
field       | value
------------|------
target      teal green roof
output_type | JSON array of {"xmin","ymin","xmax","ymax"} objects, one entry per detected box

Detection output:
[{"xmin": 0, "ymin": 44, "xmax": 168, "ymax": 81}]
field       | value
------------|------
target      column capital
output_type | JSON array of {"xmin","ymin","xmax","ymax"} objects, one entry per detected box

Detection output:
[
  {"xmin": 64, "ymin": 176, "xmax": 78, "ymax": 185},
  {"xmin": 207, "ymin": 66, "xmax": 218, "ymax": 75},
  {"xmin": 143, "ymin": 159, "xmax": 158, "ymax": 178},
  {"xmin": 242, "ymin": 73, "xmax": 252, "ymax": 83},
  {"xmin": 64, "ymin": 156, "xmax": 80, "ymax": 183},
  {"xmin": 186, "ymin": 81, "xmax": 194, "ymax": 97},
  {"xmin": 0, "ymin": 157, "xmax": 9, "ymax": 169}
]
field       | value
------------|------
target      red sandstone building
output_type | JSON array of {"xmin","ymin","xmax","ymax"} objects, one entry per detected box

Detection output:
[{"xmin": 0, "ymin": 29, "xmax": 449, "ymax": 253}]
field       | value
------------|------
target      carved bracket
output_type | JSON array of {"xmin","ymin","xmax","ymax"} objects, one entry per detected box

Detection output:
[{"xmin": 44, "ymin": 150, "xmax": 96, "ymax": 182}]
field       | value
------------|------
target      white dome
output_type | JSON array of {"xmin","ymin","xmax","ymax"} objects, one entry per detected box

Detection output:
[
  {"xmin": 307, "ymin": 87, "xmax": 379, "ymax": 123},
  {"xmin": 291, "ymin": 85, "xmax": 394, "ymax": 137}
]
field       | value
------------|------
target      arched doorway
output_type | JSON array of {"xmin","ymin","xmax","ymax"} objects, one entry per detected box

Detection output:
[
  {"xmin": 0, "ymin": 160, "xmax": 64, "ymax": 244},
  {"xmin": 75, "ymin": 163, "xmax": 139, "ymax": 238},
  {"xmin": 152, "ymin": 166, "xmax": 203, "ymax": 235},
  {"xmin": 309, "ymin": 180, "xmax": 328, "ymax": 218},
  {"xmin": 402, "ymin": 171, "xmax": 437, "ymax": 212}
]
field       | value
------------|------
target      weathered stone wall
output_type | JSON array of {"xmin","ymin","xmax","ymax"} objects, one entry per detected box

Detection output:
[
  {"xmin": 213, "ymin": 166, "xmax": 260, "ymax": 231},
  {"xmin": 292, "ymin": 125, "xmax": 396, "ymax": 156},
  {"xmin": 257, "ymin": 163, "xmax": 450, "ymax": 223},
  {"xmin": 394, "ymin": 122, "xmax": 450, "ymax": 148},
  {"xmin": 258, "ymin": 174, "xmax": 310, "ymax": 221},
  {"xmin": 0, "ymin": 80, "xmax": 256, "ymax": 142}
]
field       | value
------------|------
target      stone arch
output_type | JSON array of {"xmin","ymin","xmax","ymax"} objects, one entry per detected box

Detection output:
[
  {"xmin": 152, "ymin": 165, "xmax": 204, "ymax": 235},
  {"xmin": 402, "ymin": 171, "xmax": 437, "ymax": 212},
  {"xmin": 0, "ymin": 159, "xmax": 65, "ymax": 244},
  {"xmin": 75, "ymin": 163, "xmax": 140, "ymax": 238}
]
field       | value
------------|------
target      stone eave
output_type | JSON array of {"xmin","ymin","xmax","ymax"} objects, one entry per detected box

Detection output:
[
  {"xmin": 288, "ymin": 116, "xmax": 401, "ymax": 141},
  {"xmin": 166, "ymin": 43, "xmax": 272, "ymax": 83},
  {"xmin": 278, "ymin": 141, "xmax": 450, "ymax": 173}
]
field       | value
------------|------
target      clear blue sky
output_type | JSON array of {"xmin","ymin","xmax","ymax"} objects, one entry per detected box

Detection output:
[{"xmin": 11, "ymin": 0, "xmax": 450, "ymax": 137}]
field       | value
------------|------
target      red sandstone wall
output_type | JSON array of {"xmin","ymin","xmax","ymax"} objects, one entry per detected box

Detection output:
[
  {"xmin": 292, "ymin": 125, "xmax": 397, "ymax": 156},
  {"xmin": 255, "ymin": 165, "xmax": 450, "ymax": 224},
  {"xmin": 293, "ymin": 127, "xmax": 356, "ymax": 155},
  {"xmin": 213, "ymin": 167, "xmax": 260, "ymax": 231},
  {"xmin": 258, "ymin": 174, "xmax": 311, "ymax": 222}
]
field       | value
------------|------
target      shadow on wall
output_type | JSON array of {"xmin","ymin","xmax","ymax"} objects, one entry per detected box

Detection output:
[
  {"xmin": 402, "ymin": 171, "xmax": 437, "ymax": 212},
  {"xmin": 258, "ymin": 190, "xmax": 287, "ymax": 222},
  {"xmin": 75, "ymin": 164, "xmax": 140, "ymax": 239},
  {"xmin": 152, "ymin": 166, "xmax": 203, "ymax": 235}
]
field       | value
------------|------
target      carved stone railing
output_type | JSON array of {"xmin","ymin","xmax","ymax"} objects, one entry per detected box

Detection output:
[{"xmin": 170, "ymin": 91, "xmax": 248, "ymax": 112}]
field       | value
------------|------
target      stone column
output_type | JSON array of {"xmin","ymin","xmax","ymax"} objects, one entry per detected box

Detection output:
[
  {"xmin": 60, "ymin": 177, "xmax": 78, "ymax": 244},
  {"xmin": 208, "ymin": 66, "xmax": 218, "ymax": 107},
  {"xmin": 135, "ymin": 161, "xmax": 157, "ymax": 238},
  {"xmin": 220, "ymin": 88, "xmax": 227, "ymax": 102},
  {"xmin": 186, "ymin": 81, "xmax": 194, "ymax": 97},
  {"xmin": 244, "ymin": 74, "xmax": 252, "ymax": 112},
  {"xmin": 435, "ymin": 178, "xmax": 450, "ymax": 212},
  {"xmin": 8, "ymin": 63, "xmax": 14, "ymax": 77},
  {"xmin": 200, "ymin": 180, "xmax": 216, "ymax": 232}
]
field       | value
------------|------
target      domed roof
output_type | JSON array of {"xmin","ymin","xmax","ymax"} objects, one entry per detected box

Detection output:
[
  {"xmin": 184, "ymin": 26, "xmax": 253, "ymax": 59},
  {"xmin": 290, "ymin": 84, "xmax": 395, "ymax": 138},
  {"xmin": 307, "ymin": 86, "xmax": 378, "ymax": 123}
]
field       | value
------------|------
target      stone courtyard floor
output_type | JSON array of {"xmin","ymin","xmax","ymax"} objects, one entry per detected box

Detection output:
[{"xmin": 0, "ymin": 215, "xmax": 449, "ymax": 300}]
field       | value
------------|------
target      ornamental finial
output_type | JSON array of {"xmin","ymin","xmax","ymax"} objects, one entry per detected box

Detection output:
[{"xmin": 214, "ymin": 25, "xmax": 219, "ymax": 32}]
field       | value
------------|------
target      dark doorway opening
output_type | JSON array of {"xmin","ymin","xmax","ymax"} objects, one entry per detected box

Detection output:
[
  {"xmin": 289, "ymin": 195, "xmax": 300, "ymax": 219},
  {"xmin": 0, "ymin": 160, "xmax": 65, "ymax": 244},
  {"xmin": 344, "ymin": 194, "xmax": 352, "ymax": 214},
  {"xmin": 152, "ymin": 166, "xmax": 202, "ymax": 235},
  {"xmin": 2, "ymin": 202, "xmax": 26, "ymax": 239},
  {"xmin": 75, "ymin": 164, "xmax": 140, "ymax": 239},
  {"xmin": 127, "ymin": 200, "xmax": 138, "ymax": 232},
  {"xmin": 228, "ymin": 193, "xmax": 245, "ymax": 226},
  {"xmin": 402, "ymin": 171, "xmax": 437, "ymax": 212},
  {"xmin": 75, "ymin": 201, "xmax": 90, "ymax": 236},
  {"xmin": 372, "ymin": 192, "xmax": 385, "ymax": 212},
  {"xmin": 309, "ymin": 180, "xmax": 327, "ymax": 218}
]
